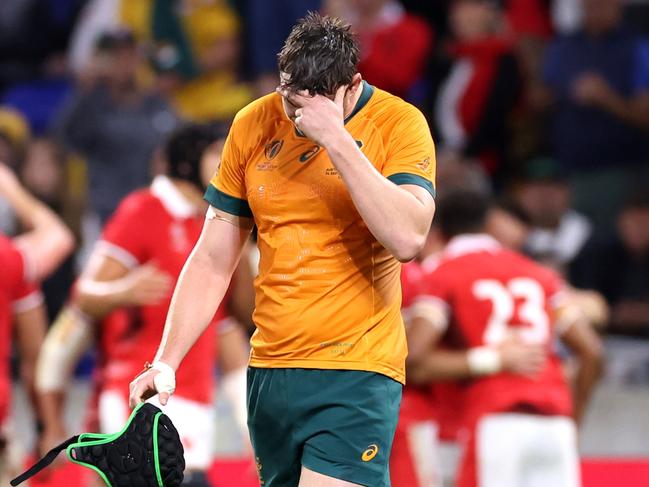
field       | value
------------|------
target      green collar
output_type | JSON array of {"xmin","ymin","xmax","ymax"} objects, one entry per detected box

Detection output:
[
  {"xmin": 344, "ymin": 80, "xmax": 374, "ymax": 124},
  {"xmin": 294, "ymin": 80, "xmax": 375, "ymax": 137}
]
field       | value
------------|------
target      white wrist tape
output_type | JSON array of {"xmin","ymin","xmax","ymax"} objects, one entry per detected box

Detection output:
[
  {"xmin": 151, "ymin": 361, "xmax": 176, "ymax": 395},
  {"xmin": 467, "ymin": 347, "xmax": 502, "ymax": 376}
]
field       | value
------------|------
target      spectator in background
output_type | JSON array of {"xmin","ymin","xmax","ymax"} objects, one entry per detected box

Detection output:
[
  {"xmin": 0, "ymin": 107, "xmax": 31, "ymax": 234},
  {"xmin": 514, "ymin": 157, "xmax": 592, "ymax": 275},
  {"xmin": 572, "ymin": 191, "xmax": 649, "ymax": 337},
  {"xmin": 20, "ymin": 139, "xmax": 77, "ymax": 321},
  {"xmin": 0, "ymin": 107, "xmax": 30, "ymax": 172},
  {"xmin": 55, "ymin": 29, "xmax": 177, "ymax": 224},
  {"xmin": 431, "ymin": 0, "xmax": 521, "ymax": 182},
  {"xmin": 542, "ymin": 0, "xmax": 649, "ymax": 232},
  {"xmin": 552, "ymin": 0, "xmax": 583, "ymax": 34},
  {"xmin": 486, "ymin": 196, "xmax": 532, "ymax": 252},
  {"xmin": 326, "ymin": 0, "xmax": 433, "ymax": 100},
  {"xmin": 246, "ymin": 0, "xmax": 322, "ymax": 95},
  {"xmin": 489, "ymin": 194, "xmax": 610, "ymax": 331},
  {"xmin": 506, "ymin": 0, "xmax": 553, "ymax": 38},
  {"xmin": 0, "ymin": 0, "xmax": 83, "ymax": 93},
  {"xmin": 151, "ymin": 0, "xmax": 253, "ymax": 122}
]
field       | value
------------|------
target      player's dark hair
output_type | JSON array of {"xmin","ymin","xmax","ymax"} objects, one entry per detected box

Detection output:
[
  {"xmin": 493, "ymin": 196, "xmax": 532, "ymax": 226},
  {"xmin": 277, "ymin": 12, "xmax": 360, "ymax": 96},
  {"xmin": 165, "ymin": 123, "xmax": 225, "ymax": 190},
  {"xmin": 436, "ymin": 190, "xmax": 491, "ymax": 238},
  {"xmin": 622, "ymin": 188, "xmax": 649, "ymax": 211}
]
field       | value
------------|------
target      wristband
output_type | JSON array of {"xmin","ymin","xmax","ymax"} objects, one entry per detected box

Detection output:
[
  {"xmin": 467, "ymin": 347, "xmax": 502, "ymax": 376},
  {"xmin": 150, "ymin": 361, "xmax": 176, "ymax": 395}
]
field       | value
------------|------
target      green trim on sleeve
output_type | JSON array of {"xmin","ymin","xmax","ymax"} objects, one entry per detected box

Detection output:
[
  {"xmin": 387, "ymin": 173, "xmax": 436, "ymax": 198},
  {"xmin": 204, "ymin": 184, "xmax": 253, "ymax": 218}
]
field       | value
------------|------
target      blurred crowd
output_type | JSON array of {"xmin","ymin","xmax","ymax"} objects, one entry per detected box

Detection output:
[{"xmin": 0, "ymin": 0, "xmax": 648, "ymax": 337}]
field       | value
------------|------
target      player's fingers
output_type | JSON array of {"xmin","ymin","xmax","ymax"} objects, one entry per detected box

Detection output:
[
  {"xmin": 282, "ymin": 89, "xmax": 311, "ymax": 108},
  {"xmin": 159, "ymin": 392, "xmax": 170, "ymax": 406},
  {"xmin": 129, "ymin": 384, "xmax": 144, "ymax": 408}
]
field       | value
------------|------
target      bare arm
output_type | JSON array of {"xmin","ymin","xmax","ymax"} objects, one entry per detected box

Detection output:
[
  {"xmin": 0, "ymin": 164, "xmax": 74, "ymax": 281},
  {"xmin": 325, "ymin": 134, "xmax": 435, "ymax": 261},
  {"xmin": 35, "ymin": 305, "xmax": 94, "ymax": 452},
  {"xmin": 229, "ymin": 242, "xmax": 257, "ymax": 329},
  {"xmin": 573, "ymin": 74, "xmax": 649, "ymax": 130},
  {"xmin": 14, "ymin": 304, "xmax": 47, "ymax": 413},
  {"xmin": 130, "ymin": 208, "xmax": 252, "ymax": 406},
  {"xmin": 75, "ymin": 253, "xmax": 172, "ymax": 320},
  {"xmin": 406, "ymin": 302, "xmax": 546, "ymax": 385},
  {"xmin": 281, "ymin": 87, "xmax": 435, "ymax": 262},
  {"xmin": 559, "ymin": 313, "xmax": 604, "ymax": 424},
  {"xmin": 591, "ymin": 91, "xmax": 649, "ymax": 129}
]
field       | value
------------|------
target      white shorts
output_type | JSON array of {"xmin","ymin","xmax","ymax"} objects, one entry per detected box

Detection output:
[
  {"xmin": 98, "ymin": 390, "xmax": 214, "ymax": 470},
  {"xmin": 470, "ymin": 413, "xmax": 580, "ymax": 487}
]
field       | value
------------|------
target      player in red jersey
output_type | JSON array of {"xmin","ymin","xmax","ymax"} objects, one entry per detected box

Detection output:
[
  {"xmin": 0, "ymin": 164, "xmax": 74, "ymax": 482},
  {"xmin": 392, "ymin": 224, "xmax": 538, "ymax": 487},
  {"xmin": 390, "ymin": 259, "xmax": 441, "ymax": 487},
  {"xmin": 405, "ymin": 190, "xmax": 604, "ymax": 487},
  {"xmin": 35, "ymin": 125, "xmax": 253, "ymax": 487}
]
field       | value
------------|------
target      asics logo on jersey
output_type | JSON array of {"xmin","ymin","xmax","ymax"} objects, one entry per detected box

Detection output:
[
  {"xmin": 299, "ymin": 145, "xmax": 320, "ymax": 163},
  {"xmin": 265, "ymin": 140, "xmax": 284, "ymax": 160},
  {"xmin": 361, "ymin": 444, "xmax": 379, "ymax": 462}
]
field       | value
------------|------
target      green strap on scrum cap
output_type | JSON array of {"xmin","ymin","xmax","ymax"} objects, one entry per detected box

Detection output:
[
  {"xmin": 12, "ymin": 402, "xmax": 181, "ymax": 487},
  {"xmin": 66, "ymin": 403, "xmax": 164, "ymax": 487}
]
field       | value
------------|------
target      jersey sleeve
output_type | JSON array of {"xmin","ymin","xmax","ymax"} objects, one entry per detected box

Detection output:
[
  {"xmin": 381, "ymin": 105, "xmax": 436, "ymax": 199},
  {"xmin": 2, "ymin": 241, "xmax": 43, "ymax": 313},
  {"xmin": 204, "ymin": 117, "xmax": 252, "ymax": 218},
  {"xmin": 12, "ymin": 280, "xmax": 43, "ymax": 314},
  {"xmin": 97, "ymin": 194, "xmax": 150, "ymax": 268},
  {"xmin": 407, "ymin": 267, "xmax": 451, "ymax": 332},
  {"xmin": 544, "ymin": 268, "xmax": 567, "ymax": 309}
]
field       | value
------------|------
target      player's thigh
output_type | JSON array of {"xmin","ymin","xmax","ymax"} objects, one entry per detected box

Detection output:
[
  {"xmin": 390, "ymin": 420, "xmax": 441, "ymax": 487},
  {"xmin": 299, "ymin": 466, "xmax": 364, "ymax": 487},
  {"xmin": 526, "ymin": 417, "xmax": 580, "ymax": 487},
  {"xmin": 247, "ymin": 367, "xmax": 302, "ymax": 486},
  {"xmin": 474, "ymin": 414, "xmax": 529, "ymax": 487},
  {"xmin": 299, "ymin": 370, "xmax": 402, "ymax": 487}
]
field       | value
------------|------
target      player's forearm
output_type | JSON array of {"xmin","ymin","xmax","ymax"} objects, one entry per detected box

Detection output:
[
  {"xmin": 154, "ymin": 247, "xmax": 233, "ymax": 370},
  {"xmin": 16, "ymin": 305, "xmax": 48, "ymax": 417},
  {"xmin": 407, "ymin": 351, "xmax": 472, "ymax": 384},
  {"xmin": 75, "ymin": 276, "xmax": 135, "ymax": 319},
  {"xmin": 598, "ymin": 92, "xmax": 649, "ymax": 129},
  {"xmin": 37, "ymin": 391, "xmax": 66, "ymax": 434},
  {"xmin": 325, "ymin": 132, "xmax": 433, "ymax": 262},
  {"xmin": 572, "ymin": 352, "xmax": 604, "ymax": 423}
]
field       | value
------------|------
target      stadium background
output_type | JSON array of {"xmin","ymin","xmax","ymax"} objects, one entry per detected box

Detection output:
[{"xmin": 1, "ymin": 0, "xmax": 649, "ymax": 485}]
